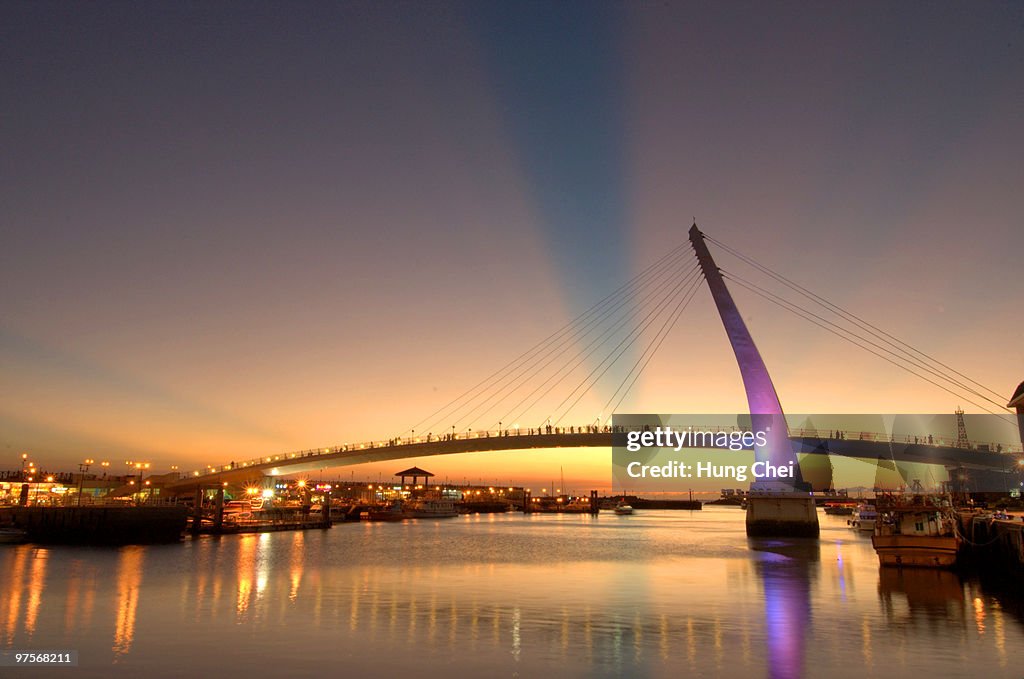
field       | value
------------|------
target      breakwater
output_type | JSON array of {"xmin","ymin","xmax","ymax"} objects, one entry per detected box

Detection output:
[{"xmin": 2, "ymin": 505, "xmax": 188, "ymax": 544}]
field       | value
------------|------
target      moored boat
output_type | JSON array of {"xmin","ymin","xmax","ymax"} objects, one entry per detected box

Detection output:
[
  {"xmin": 0, "ymin": 527, "xmax": 28, "ymax": 544},
  {"xmin": 849, "ymin": 504, "xmax": 877, "ymax": 532},
  {"xmin": 367, "ymin": 500, "xmax": 408, "ymax": 521},
  {"xmin": 871, "ymin": 494, "xmax": 960, "ymax": 568},
  {"xmin": 406, "ymin": 498, "xmax": 459, "ymax": 518},
  {"xmin": 613, "ymin": 501, "xmax": 633, "ymax": 515},
  {"xmin": 823, "ymin": 502, "xmax": 855, "ymax": 516}
]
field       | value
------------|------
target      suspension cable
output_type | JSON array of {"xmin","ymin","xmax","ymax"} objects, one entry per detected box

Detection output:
[
  {"xmin": 722, "ymin": 271, "xmax": 1016, "ymax": 425},
  {"xmin": 501, "ymin": 262, "xmax": 701, "ymax": 429},
  {"xmin": 721, "ymin": 269, "xmax": 1010, "ymax": 411},
  {"xmin": 402, "ymin": 241, "xmax": 688, "ymax": 436},
  {"xmin": 551, "ymin": 265, "xmax": 704, "ymax": 425},
  {"xmin": 706, "ymin": 234, "xmax": 1009, "ymax": 403},
  {"xmin": 483, "ymin": 259, "xmax": 699, "ymax": 430},
  {"xmin": 603, "ymin": 272, "xmax": 706, "ymax": 417},
  {"xmin": 448, "ymin": 253, "xmax": 694, "ymax": 433}
]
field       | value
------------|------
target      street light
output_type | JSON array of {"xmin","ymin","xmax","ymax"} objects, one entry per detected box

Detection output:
[
  {"xmin": 27, "ymin": 462, "xmax": 37, "ymax": 504},
  {"xmin": 77, "ymin": 458, "xmax": 95, "ymax": 507},
  {"xmin": 134, "ymin": 462, "xmax": 150, "ymax": 504}
]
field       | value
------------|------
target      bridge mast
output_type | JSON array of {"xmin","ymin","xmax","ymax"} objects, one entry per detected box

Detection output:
[
  {"xmin": 688, "ymin": 224, "xmax": 789, "ymax": 421},
  {"xmin": 688, "ymin": 223, "xmax": 818, "ymax": 537},
  {"xmin": 1009, "ymin": 381, "xmax": 1024, "ymax": 447}
]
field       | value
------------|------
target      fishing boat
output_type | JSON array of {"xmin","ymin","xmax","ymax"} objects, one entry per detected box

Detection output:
[
  {"xmin": 406, "ymin": 498, "xmax": 459, "ymax": 518},
  {"xmin": 367, "ymin": 500, "xmax": 407, "ymax": 522},
  {"xmin": 848, "ymin": 504, "xmax": 877, "ymax": 532},
  {"xmin": 871, "ymin": 494, "xmax": 960, "ymax": 568},
  {"xmin": 222, "ymin": 500, "xmax": 254, "ymax": 522},
  {"xmin": 823, "ymin": 502, "xmax": 855, "ymax": 516},
  {"xmin": 613, "ymin": 501, "xmax": 634, "ymax": 515}
]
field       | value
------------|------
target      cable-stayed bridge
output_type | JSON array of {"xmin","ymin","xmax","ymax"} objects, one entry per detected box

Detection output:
[{"xmin": 166, "ymin": 225, "xmax": 1023, "ymax": 497}]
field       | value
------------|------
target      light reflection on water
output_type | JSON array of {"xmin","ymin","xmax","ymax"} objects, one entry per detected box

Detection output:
[{"xmin": 1, "ymin": 507, "xmax": 1022, "ymax": 678}]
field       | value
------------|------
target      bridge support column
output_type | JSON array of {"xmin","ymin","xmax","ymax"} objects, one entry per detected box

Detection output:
[
  {"xmin": 523, "ymin": 491, "xmax": 531, "ymax": 513},
  {"xmin": 689, "ymin": 224, "xmax": 819, "ymax": 538},
  {"xmin": 746, "ymin": 493, "xmax": 819, "ymax": 538},
  {"xmin": 590, "ymin": 490, "xmax": 600, "ymax": 515}
]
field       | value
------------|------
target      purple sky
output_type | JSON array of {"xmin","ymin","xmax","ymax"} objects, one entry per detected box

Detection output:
[{"xmin": 2, "ymin": 2, "xmax": 1022, "ymax": 483}]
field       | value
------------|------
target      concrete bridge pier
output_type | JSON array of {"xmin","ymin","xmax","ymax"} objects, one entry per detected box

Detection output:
[
  {"xmin": 689, "ymin": 224, "xmax": 819, "ymax": 539},
  {"xmin": 746, "ymin": 488, "xmax": 819, "ymax": 538}
]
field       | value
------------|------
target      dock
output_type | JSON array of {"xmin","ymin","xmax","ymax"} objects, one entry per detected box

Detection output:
[
  {"xmin": 1, "ymin": 505, "xmax": 188, "ymax": 544},
  {"xmin": 958, "ymin": 511, "xmax": 1024, "ymax": 573},
  {"xmin": 194, "ymin": 515, "xmax": 331, "ymax": 535}
]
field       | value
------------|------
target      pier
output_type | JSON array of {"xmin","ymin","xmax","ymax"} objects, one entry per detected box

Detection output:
[
  {"xmin": 1, "ymin": 505, "xmax": 188, "ymax": 544},
  {"xmin": 958, "ymin": 511, "xmax": 1024, "ymax": 573}
]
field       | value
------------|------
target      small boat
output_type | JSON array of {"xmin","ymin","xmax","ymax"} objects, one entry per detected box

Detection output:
[
  {"xmin": 0, "ymin": 527, "xmax": 28, "ymax": 544},
  {"xmin": 406, "ymin": 498, "xmax": 459, "ymax": 518},
  {"xmin": 560, "ymin": 498, "xmax": 593, "ymax": 514},
  {"xmin": 613, "ymin": 501, "xmax": 633, "ymax": 515},
  {"xmin": 367, "ymin": 500, "xmax": 407, "ymax": 522},
  {"xmin": 823, "ymin": 502, "xmax": 855, "ymax": 516},
  {"xmin": 871, "ymin": 494, "xmax": 960, "ymax": 568},
  {"xmin": 848, "ymin": 504, "xmax": 877, "ymax": 532}
]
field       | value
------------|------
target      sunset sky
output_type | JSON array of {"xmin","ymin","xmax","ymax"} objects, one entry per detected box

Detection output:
[{"xmin": 2, "ymin": 2, "xmax": 1022, "ymax": 487}]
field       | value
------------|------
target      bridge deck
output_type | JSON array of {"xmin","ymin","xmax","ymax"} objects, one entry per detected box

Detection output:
[{"xmin": 164, "ymin": 428, "xmax": 1020, "ymax": 493}]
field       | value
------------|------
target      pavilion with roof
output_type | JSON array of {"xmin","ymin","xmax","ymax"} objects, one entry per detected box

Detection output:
[{"xmin": 394, "ymin": 466, "xmax": 435, "ymax": 487}]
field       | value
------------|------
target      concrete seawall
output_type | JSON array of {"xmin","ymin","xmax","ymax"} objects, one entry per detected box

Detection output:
[
  {"xmin": 2, "ymin": 506, "xmax": 188, "ymax": 544},
  {"xmin": 959, "ymin": 512, "xmax": 1024, "ymax": 574}
]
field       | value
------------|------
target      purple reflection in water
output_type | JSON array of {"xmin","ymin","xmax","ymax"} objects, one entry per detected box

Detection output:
[{"xmin": 751, "ymin": 539, "xmax": 817, "ymax": 679}]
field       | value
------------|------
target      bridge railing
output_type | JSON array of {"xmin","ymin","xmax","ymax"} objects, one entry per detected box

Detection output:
[
  {"xmin": 788, "ymin": 428, "xmax": 1022, "ymax": 454},
  {"xmin": 189, "ymin": 424, "xmax": 622, "ymax": 477},
  {"xmin": 187, "ymin": 423, "xmax": 1023, "ymax": 479}
]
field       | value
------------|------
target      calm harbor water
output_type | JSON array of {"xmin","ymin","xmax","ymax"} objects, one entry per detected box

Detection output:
[{"xmin": 2, "ymin": 506, "xmax": 1022, "ymax": 678}]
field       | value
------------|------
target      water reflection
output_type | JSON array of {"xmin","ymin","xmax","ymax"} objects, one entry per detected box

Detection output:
[
  {"xmin": 112, "ymin": 547, "xmax": 144, "ymax": 659},
  {"xmin": 235, "ymin": 535, "xmax": 255, "ymax": 617},
  {"xmin": 878, "ymin": 567, "xmax": 964, "ymax": 613},
  {"xmin": 288, "ymin": 531, "xmax": 304, "ymax": 602},
  {"xmin": 749, "ymin": 538, "xmax": 818, "ymax": 679},
  {"xmin": 64, "ymin": 561, "xmax": 81, "ymax": 633},
  {"xmin": 4, "ymin": 548, "xmax": 28, "ymax": 644},
  {"xmin": 26, "ymin": 552, "xmax": 47, "ymax": 637},
  {"xmin": 0, "ymin": 510, "xmax": 1021, "ymax": 678}
]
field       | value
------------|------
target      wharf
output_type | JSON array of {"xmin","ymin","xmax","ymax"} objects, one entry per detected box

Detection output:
[
  {"xmin": 602, "ymin": 496, "xmax": 702, "ymax": 510},
  {"xmin": 1, "ymin": 505, "xmax": 188, "ymax": 544},
  {"xmin": 630, "ymin": 497, "xmax": 702, "ymax": 510},
  {"xmin": 958, "ymin": 511, "xmax": 1024, "ymax": 573},
  {"xmin": 194, "ymin": 516, "xmax": 331, "ymax": 535}
]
